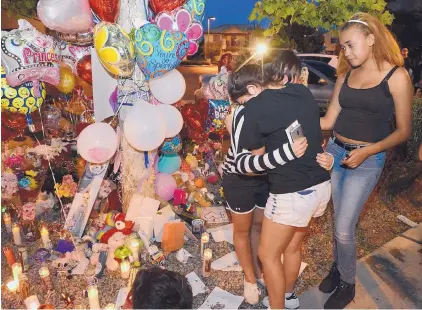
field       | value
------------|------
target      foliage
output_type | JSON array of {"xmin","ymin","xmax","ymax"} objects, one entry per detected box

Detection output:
[
  {"xmin": 249, "ymin": 0, "xmax": 394, "ymax": 37},
  {"xmin": 2, "ymin": 0, "xmax": 39, "ymax": 18},
  {"xmin": 408, "ymin": 96, "xmax": 422, "ymax": 160}
]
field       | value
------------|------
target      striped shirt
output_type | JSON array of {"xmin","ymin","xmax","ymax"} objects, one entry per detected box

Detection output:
[{"xmin": 222, "ymin": 105, "xmax": 297, "ymax": 175}]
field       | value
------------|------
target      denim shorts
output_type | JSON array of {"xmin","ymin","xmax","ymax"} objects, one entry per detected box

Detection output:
[{"xmin": 264, "ymin": 180, "xmax": 331, "ymax": 227}]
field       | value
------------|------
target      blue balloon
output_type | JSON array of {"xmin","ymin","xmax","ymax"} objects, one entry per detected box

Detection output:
[
  {"xmin": 161, "ymin": 135, "xmax": 182, "ymax": 154},
  {"xmin": 158, "ymin": 154, "xmax": 182, "ymax": 174}
]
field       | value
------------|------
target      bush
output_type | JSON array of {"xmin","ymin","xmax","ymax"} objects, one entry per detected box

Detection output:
[{"xmin": 408, "ymin": 97, "xmax": 422, "ymax": 160}]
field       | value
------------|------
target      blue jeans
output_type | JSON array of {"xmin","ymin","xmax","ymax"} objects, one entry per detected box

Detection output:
[{"xmin": 326, "ymin": 138, "xmax": 386, "ymax": 284}]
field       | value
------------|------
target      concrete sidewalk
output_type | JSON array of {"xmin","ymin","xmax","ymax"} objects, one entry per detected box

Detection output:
[{"xmin": 300, "ymin": 224, "xmax": 422, "ymax": 309}]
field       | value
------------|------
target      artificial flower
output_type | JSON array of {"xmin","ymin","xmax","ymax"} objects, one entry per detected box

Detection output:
[
  {"xmin": 19, "ymin": 177, "xmax": 31, "ymax": 189},
  {"xmin": 28, "ymin": 177, "xmax": 38, "ymax": 190},
  {"xmin": 25, "ymin": 170, "xmax": 38, "ymax": 177}
]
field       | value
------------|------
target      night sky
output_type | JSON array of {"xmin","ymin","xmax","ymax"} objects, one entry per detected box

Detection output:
[{"xmin": 202, "ymin": 0, "xmax": 260, "ymax": 28}]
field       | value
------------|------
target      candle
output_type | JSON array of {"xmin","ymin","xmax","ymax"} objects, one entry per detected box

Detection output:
[
  {"xmin": 18, "ymin": 246, "xmax": 29, "ymax": 272},
  {"xmin": 24, "ymin": 295, "xmax": 41, "ymax": 310},
  {"xmin": 129, "ymin": 239, "xmax": 140, "ymax": 262},
  {"xmin": 7, "ymin": 280, "xmax": 18, "ymax": 293},
  {"xmin": 12, "ymin": 262, "xmax": 23, "ymax": 284},
  {"xmin": 203, "ymin": 248, "xmax": 212, "ymax": 278},
  {"xmin": 40, "ymin": 226, "xmax": 51, "ymax": 249},
  {"xmin": 87, "ymin": 285, "xmax": 100, "ymax": 309},
  {"xmin": 120, "ymin": 260, "xmax": 130, "ymax": 279},
  {"xmin": 12, "ymin": 223, "xmax": 22, "ymax": 245},
  {"xmin": 104, "ymin": 303, "xmax": 116, "ymax": 309},
  {"xmin": 3, "ymin": 245, "xmax": 16, "ymax": 265},
  {"xmin": 3, "ymin": 212, "xmax": 12, "ymax": 233},
  {"xmin": 200, "ymin": 232, "xmax": 210, "ymax": 257},
  {"xmin": 39, "ymin": 266, "xmax": 53, "ymax": 291}
]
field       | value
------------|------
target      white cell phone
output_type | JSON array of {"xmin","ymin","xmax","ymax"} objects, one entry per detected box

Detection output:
[{"xmin": 285, "ymin": 120, "xmax": 304, "ymax": 144}]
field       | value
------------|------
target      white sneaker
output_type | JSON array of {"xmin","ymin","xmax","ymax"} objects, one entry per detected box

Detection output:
[
  {"xmin": 244, "ymin": 279, "xmax": 260, "ymax": 305},
  {"xmin": 262, "ymin": 292, "xmax": 300, "ymax": 309}
]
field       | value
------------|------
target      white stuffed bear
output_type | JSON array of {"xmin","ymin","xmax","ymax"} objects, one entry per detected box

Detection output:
[{"xmin": 106, "ymin": 231, "xmax": 126, "ymax": 271}]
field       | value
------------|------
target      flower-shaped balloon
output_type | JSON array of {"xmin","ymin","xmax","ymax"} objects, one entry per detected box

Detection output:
[{"xmin": 155, "ymin": 8, "xmax": 203, "ymax": 56}]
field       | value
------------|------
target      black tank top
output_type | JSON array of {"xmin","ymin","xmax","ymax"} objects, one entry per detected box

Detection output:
[{"xmin": 334, "ymin": 66, "xmax": 398, "ymax": 143}]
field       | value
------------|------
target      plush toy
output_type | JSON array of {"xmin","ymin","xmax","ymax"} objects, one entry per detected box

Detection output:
[
  {"xmin": 185, "ymin": 153, "xmax": 198, "ymax": 169},
  {"xmin": 105, "ymin": 232, "xmax": 126, "ymax": 271},
  {"xmin": 99, "ymin": 213, "xmax": 134, "ymax": 244},
  {"xmin": 35, "ymin": 191, "xmax": 56, "ymax": 216},
  {"xmin": 70, "ymin": 242, "xmax": 90, "ymax": 274}
]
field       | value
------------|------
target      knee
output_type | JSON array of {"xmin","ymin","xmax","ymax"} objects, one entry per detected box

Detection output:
[
  {"xmin": 258, "ymin": 245, "xmax": 277, "ymax": 265},
  {"xmin": 334, "ymin": 226, "xmax": 355, "ymax": 244}
]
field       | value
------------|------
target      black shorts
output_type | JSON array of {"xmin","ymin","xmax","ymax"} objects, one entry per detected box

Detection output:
[{"xmin": 222, "ymin": 173, "xmax": 269, "ymax": 214}]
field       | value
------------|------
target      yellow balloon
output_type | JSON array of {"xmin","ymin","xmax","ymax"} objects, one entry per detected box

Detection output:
[{"xmin": 57, "ymin": 66, "xmax": 76, "ymax": 94}]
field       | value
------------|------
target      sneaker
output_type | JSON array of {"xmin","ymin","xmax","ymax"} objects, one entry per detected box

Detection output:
[
  {"xmin": 324, "ymin": 280, "xmax": 355, "ymax": 309},
  {"xmin": 262, "ymin": 292, "xmax": 299, "ymax": 309},
  {"xmin": 257, "ymin": 277, "xmax": 266, "ymax": 288},
  {"xmin": 244, "ymin": 279, "xmax": 260, "ymax": 305},
  {"xmin": 319, "ymin": 262, "xmax": 341, "ymax": 293}
]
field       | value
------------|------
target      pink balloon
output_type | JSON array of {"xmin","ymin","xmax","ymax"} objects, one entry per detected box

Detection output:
[{"xmin": 155, "ymin": 173, "xmax": 177, "ymax": 201}]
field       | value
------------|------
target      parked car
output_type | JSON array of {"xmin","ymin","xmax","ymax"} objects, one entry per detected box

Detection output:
[
  {"xmin": 297, "ymin": 53, "xmax": 338, "ymax": 68},
  {"xmin": 195, "ymin": 60, "xmax": 336, "ymax": 115}
]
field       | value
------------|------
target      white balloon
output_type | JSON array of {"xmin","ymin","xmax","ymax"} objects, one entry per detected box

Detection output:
[
  {"xmin": 77, "ymin": 123, "xmax": 118, "ymax": 163},
  {"xmin": 156, "ymin": 104, "xmax": 183, "ymax": 138},
  {"xmin": 149, "ymin": 69, "xmax": 186, "ymax": 104},
  {"xmin": 123, "ymin": 100, "xmax": 166, "ymax": 151}
]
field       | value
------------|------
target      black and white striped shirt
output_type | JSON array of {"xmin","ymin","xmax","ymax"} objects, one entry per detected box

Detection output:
[{"xmin": 222, "ymin": 105, "xmax": 297, "ymax": 175}]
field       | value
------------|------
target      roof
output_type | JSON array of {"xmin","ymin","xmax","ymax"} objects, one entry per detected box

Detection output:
[{"xmin": 209, "ymin": 24, "xmax": 256, "ymax": 34}]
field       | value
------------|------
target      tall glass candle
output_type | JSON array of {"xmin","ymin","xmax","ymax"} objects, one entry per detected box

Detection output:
[
  {"xmin": 3, "ymin": 245, "xmax": 16, "ymax": 265},
  {"xmin": 24, "ymin": 295, "xmax": 41, "ymax": 310},
  {"xmin": 200, "ymin": 232, "xmax": 210, "ymax": 257},
  {"xmin": 87, "ymin": 285, "xmax": 100, "ymax": 309},
  {"xmin": 203, "ymin": 248, "xmax": 212, "ymax": 278},
  {"xmin": 39, "ymin": 266, "xmax": 53, "ymax": 291},
  {"xmin": 120, "ymin": 260, "xmax": 130, "ymax": 279},
  {"xmin": 7, "ymin": 280, "xmax": 18, "ymax": 293},
  {"xmin": 12, "ymin": 262, "xmax": 23, "ymax": 284},
  {"xmin": 40, "ymin": 226, "xmax": 51, "ymax": 249},
  {"xmin": 12, "ymin": 223, "xmax": 22, "ymax": 245},
  {"xmin": 129, "ymin": 239, "xmax": 140, "ymax": 262},
  {"xmin": 3, "ymin": 212, "xmax": 12, "ymax": 233}
]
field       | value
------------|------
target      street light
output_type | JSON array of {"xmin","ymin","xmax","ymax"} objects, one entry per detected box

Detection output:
[
  {"xmin": 207, "ymin": 17, "xmax": 216, "ymax": 62},
  {"xmin": 256, "ymin": 42, "xmax": 268, "ymax": 79}
]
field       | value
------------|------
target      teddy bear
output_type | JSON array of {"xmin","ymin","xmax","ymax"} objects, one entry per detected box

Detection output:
[
  {"xmin": 105, "ymin": 231, "xmax": 126, "ymax": 271},
  {"xmin": 99, "ymin": 213, "xmax": 134, "ymax": 244}
]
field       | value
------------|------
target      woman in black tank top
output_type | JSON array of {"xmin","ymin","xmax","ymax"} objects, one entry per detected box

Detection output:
[{"xmin": 317, "ymin": 13, "xmax": 413, "ymax": 309}]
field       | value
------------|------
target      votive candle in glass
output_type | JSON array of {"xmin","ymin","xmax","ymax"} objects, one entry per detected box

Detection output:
[
  {"xmin": 12, "ymin": 223, "xmax": 22, "ymax": 245},
  {"xmin": 120, "ymin": 260, "xmax": 130, "ymax": 279}
]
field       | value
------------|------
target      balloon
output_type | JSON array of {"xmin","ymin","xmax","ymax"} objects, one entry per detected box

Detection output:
[
  {"xmin": 1, "ymin": 66, "xmax": 46, "ymax": 115},
  {"xmin": 59, "ymin": 43, "xmax": 91, "ymax": 73},
  {"xmin": 123, "ymin": 100, "xmax": 166, "ymax": 151},
  {"xmin": 149, "ymin": 0, "xmax": 187, "ymax": 14},
  {"xmin": 133, "ymin": 23, "xmax": 189, "ymax": 79},
  {"xmin": 56, "ymin": 32, "xmax": 93, "ymax": 46},
  {"xmin": 89, "ymin": 0, "xmax": 120, "ymax": 23},
  {"xmin": 77, "ymin": 122, "xmax": 118, "ymax": 163},
  {"xmin": 37, "ymin": 0, "xmax": 93, "ymax": 34},
  {"xmin": 76, "ymin": 55, "xmax": 92, "ymax": 84},
  {"xmin": 155, "ymin": 8, "xmax": 203, "ymax": 56},
  {"xmin": 94, "ymin": 22, "xmax": 135, "ymax": 77},
  {"xmin": 183, "ymin": 0, "xmax": 206, "ymax": 23},
  {"xmin": 180, "ymin": 99, "xmax": 208, "ymax": 133},
  {"xmin": 156, "ymin": 104, "xmax": 183, "ymax": 138},
  {"xmin": 161, "ymin": 135, "xmax": 182, "ymax": 154},
  {"xmin": 56, "ymin": 66, "xmax": 76, "ymax": 94},
  {"xmin": 206, "ymin": 99, "xmax": 230, "ymax": 134},
  {"xmin": 149, "ymin": 70, "xmax": 186, "ymax": 104},
  {"xmin": 158, "ymin": 154, "xmax": 182, "ymax": 174},
  {"xmin": 209, "ymin": 73, "xmax": 229, "ymax": 100},
  {"xmin": 1, "ymin": 20, "xmax": 60, "ymax": 94},
  {"xmin": 155, "ymin": 173, "xmax": 177, "ymax": 201}
]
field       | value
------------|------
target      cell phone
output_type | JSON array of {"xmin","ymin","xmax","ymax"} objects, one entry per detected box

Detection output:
[{"xmin": 285, "ymin": 120, "xmax": 304, "ymax": 144}]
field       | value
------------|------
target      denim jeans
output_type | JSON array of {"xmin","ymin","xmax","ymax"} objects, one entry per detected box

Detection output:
[{"xmin": 326, "ymin": 138, "xmax": 386, "ymax": 284}]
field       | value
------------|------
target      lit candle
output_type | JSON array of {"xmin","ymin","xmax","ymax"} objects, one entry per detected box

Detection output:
[
  {"xmin": 39, "ymin": 266, "xmax": 53, "ymax": 291},
  {"xmin": 40, "ymin": 226, "xmax": 51, "ymax": 249},
  {"xmin": 3, "ymin": 212, "xmax": 12, "ymax": 233},
  {"xmin": 87, "ymin": 285, "xmax": 100, "ymax": 309},
  {"xmin": 129, "ymin": 239, "xmax": 140, "ymax": 262},
  {"xmin": 200, "ymin": 232, "xmax": 210, "ymax": 257},
  {"xmin": 104, "ymin": 303, "xmax": 116, "ymax": 309},
  {"xmin": 7, "ymin": 280, "xmax": 18, "ymax": 293},
  {"xmin": 120, "ymin": 260, "xmax": 130, "ymax": 279},
  {"xmin": 12, "ymin": 223, "xmax": 22, "ymax": 245},
  {"xmin": 3, "ymin": 245, "xmax": 16, "ymax": 265},
  {"xmin": 12, "ymin": 262, "xmax": 23, "ymax": 284},
  {"xmin": 203, "ymin": 248, "xmax": 212, "ymax": 278},
  {"xmin": 24, "ymin": 295, "xmax": 41, "ymax": 310}
]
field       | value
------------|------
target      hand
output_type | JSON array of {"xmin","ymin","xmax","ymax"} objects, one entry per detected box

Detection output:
[
  {"xmin": 316, "ymin": 152, "xmax": 334, "ymax": 170},
  {"xmin": 342, "ymin": 147, "xmax": 371, "ymax": 168},
  {"xmin": 292, "ymin": 137, "xmax": 308, "ymax": 158}
]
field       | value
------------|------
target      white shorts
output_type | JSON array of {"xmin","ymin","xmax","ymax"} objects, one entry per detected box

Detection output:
[{"xmin": 264, "ymin": 180, "xmax": 331, "ymax": 227}]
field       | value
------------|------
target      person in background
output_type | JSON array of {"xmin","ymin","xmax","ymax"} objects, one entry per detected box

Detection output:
[
  {"xmin": 319, "ymin": 13, "xmax": 412, "ymax": 309},
  {"xmin": 218, "ymin": 53, "xmax": 233, "ymax": 74},
  {"xmin": 401, "ymin": 48, "xmax": 414, "ymax": 82}
]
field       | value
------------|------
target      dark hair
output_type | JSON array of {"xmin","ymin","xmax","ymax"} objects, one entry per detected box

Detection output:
[
  {"xmin": 132, "ymin": 268, "xmax": 193, "ymax": 309},
  {"xmin": 264, "ymin": 50, "xmax": 302, "ymax": 85},
  {"xmin": 228, "ymin": 64, "xmax": 263, "ymax": 102},
  {"xmin": 218, "ymin": 53, "xmax": 233, "ymax": 72}
]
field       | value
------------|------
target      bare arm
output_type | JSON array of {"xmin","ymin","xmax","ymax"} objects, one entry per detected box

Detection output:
[
  {"xmin": 225, "ymin": 113, "xmax": 233, "ymax": 136},
  {"xmin": 320, "ymin": 74, "xmax": 345, "ymax": 130}
]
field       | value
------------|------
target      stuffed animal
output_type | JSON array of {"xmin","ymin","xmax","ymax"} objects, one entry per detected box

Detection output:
[
  {"xmin": 105, "ymin": 232, "xmax": 126, "ymax": 271},
  {"xmin": 99, "ymin": 213, "xmax": 134, "ymax": 244},
  {"xmin": 35, "ymin": 191, "xmax": 56, "ymax": 216}
]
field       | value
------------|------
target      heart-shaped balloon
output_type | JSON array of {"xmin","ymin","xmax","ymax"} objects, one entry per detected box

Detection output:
[
  {"xmin": 134, "ymin": 23, "xmax": 189, "ymax": 79},
  {"xmin": 155, "ymin": 8, "xmax": 203, "ymax": 56},
  {"xmin": 149, "ymin": 0, "xmax": 187, "ymax": 14},
  {"xmin": 89, "ymin": 0, "xmax": 120, "ymax": 23},
  {"xmin": 37, "ymin": 0, "xmax": 93, "ymax": 34},
  {"xmin": 183, "ymin": 0, "xmax": 206, "ymax": 23},
  {"xmin": 1, "ymin": 20, "xmax": 60, "ymax": 95},
  {"xmin": 76, "ymin": 55, "xmax": 93, "ymax": 84},
  {"xmin": 59, "ymin": 43, "xmax": 91, "ymax": 73},
  {"xmin": 180, "ymin": 99, "xmax": 208, "ymax": 141}
]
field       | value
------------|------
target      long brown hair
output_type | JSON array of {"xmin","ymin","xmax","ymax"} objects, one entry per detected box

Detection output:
[{"xmin": 337, "ymin": 12, "xmax": 403, "ymax": 76}]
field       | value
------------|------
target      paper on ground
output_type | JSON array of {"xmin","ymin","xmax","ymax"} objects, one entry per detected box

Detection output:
[
  {"xmin": 176, "ymin": 248, "xmax": 192, "ymax": 264},
  {"xmin": 199, "ymin": 287, "xmax": 244, "ymax": 309},
  {"xmin": 115, "ymin": 287, "xmax": 129, "ymax": 308},
  {"xmin": 201, "ymin": 206, "xmax": 229, "ymax": 224},
  {"xmin": 211, "ymin": 251, "xmax": 242, "ymax": 272},
  {"xmin": 186, "ymin": 272, "xmax": 208, "ymax": 296},
  {"xmin": 207, "ymin": 224, "xmax": 233, "ymax": 244},
  {"xmin": 153, "ymin": 206, "xmax": 176, "ymax": 242},
  {"xmin": 126, "ymin": 194, "xmax": 160, "ymax": 240},
  {"xmin": 281, "ymin": 255, "xmax": 308, "ymax": 276}
]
